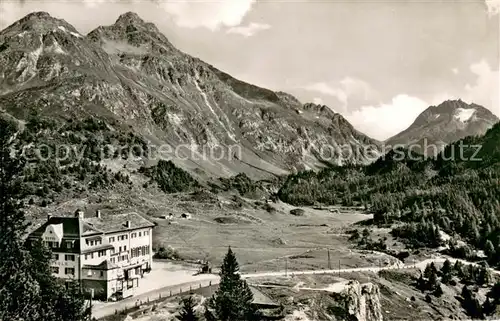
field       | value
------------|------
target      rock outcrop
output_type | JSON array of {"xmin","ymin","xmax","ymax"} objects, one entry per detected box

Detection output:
[{"xmin": 341, "ymin": 281, "xmax": 383, "ymax": 321}]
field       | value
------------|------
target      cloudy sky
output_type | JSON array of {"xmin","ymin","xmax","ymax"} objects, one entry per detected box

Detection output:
[{"xmin": 1, "ymin": 0, "xmax": 499, "ymax": 140}]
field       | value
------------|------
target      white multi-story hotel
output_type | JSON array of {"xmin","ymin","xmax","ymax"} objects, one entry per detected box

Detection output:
[{"xmin": 27, "ymin": 209, "xmax": 155, "ymax": 300}]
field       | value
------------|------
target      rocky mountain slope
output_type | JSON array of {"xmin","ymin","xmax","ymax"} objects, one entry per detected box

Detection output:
[
  {"xmin": 0, "ymin": 12, "xmax": 381, "ymax": 180},
  {"xmin": 386, "ymin": 100, "xmax": 498, "ymax": 156}
]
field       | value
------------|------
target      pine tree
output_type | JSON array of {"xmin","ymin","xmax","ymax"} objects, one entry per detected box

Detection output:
[
  {"xmin": 433, "ymin": 282, "xmax": 444, "ymax": 297},
  {"xmin": 424, "ymin": 262, "xmax": 438, "ymax": 280},
  {"xmin": 485, "ymin": 240, "xmax": 495, "ymax": 261},
  {"xmin": 209, "ymin": 247, "xmax": 259, "ymax": 321},
  {"xmin": 428, "ymin": 269, "xmax": 439, "ymax": 291},
  {"xmin": 477, "ymin": 265, "xmax": 492, "ymax": 286},
  {"xmin": 417, "ymin": 273, "xmax": 426, "ymax": 292},
  {"xmin": 440, "ymin": 259, "xmax": 453, "ymax": 284},
  {"xmin": 178, "ymin": 296, "xmax": 199, "ymax": 321},
  {"xmin": 0, "ymin": 118, "xmax": 88, "ymax": 320},
  {"xmin": 461, "ymin": 286, "xmax": 484, "ymax": 319},
  {"xmin": 0, "ymin": 118, "xmax": 42, "ymax": 320}
]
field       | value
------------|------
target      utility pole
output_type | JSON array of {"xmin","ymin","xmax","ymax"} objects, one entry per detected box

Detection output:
[
  {"xmin": 285, "ymin": 257, "xmax": 288, "ymax": 277},
  {"xmin": 89, "ymin": 289, "xmax": 94, "ymax": 321},
  {"xmin": 338, "ymin": 260, "xmax": 341, "ymax": 277},
  {"xmin": 327, "ymin": 249, "xmax": 331, "ymax": 270}
]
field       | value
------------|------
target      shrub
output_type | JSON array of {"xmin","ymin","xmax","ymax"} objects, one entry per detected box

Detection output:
[{"xmin": 290, "ymin": 208, "xmax": 305, "ymax": 216}]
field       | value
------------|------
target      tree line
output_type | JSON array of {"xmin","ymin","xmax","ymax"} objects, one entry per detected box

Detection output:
[{"xmin": 278, "ymin": 123, "xmax": 500, "ymax": 268}]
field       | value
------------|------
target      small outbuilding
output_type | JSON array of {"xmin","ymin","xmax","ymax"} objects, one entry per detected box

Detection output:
[{"xmin": 180, "ymin": 213, "xmax": 192, "ymax": 219}]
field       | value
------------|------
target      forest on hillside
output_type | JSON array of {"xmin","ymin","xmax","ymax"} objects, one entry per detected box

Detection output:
[{"xmin": 278, "ymin": 123, "xmax": 500, "ymax": 267}]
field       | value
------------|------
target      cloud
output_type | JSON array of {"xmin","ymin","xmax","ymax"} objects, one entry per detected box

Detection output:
[
  {"xmin": 462, "ymin": 60, "xmax": 499, "ymax": 116},
  {"xmin": 485, "ymin": 0, "xmax": 500, "ymax": 16},
  {"xmin": 82, "ymin": 0, "xmax": 110, "ymax": 8},
  {"xmin": 227, "ymin": 22, "xmax": 271, "ymax": 37},
  {"xmin": 347, "ymin": 94, "xmax": 429, "ymax": 141},
  {"xmin": 305, "ymin": 82, "xmax": 348, "ymax": 104},
  {"xmin": 0, "ymin": 0, "xmax": 258, "ymax": 31},
  {"xmin": 159, "ymin": 0, "xmax": 256, "ymax": 30},
  {"xmin": 304, "ymin": 77, "xmax": 377, "ymax": 108},
  {"xmin": 313, "ymin": 97, "xmax": 324, "ymax": 105}
]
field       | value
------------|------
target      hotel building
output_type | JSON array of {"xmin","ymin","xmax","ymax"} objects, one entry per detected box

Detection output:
[{"xmin": 27, "ymin": 209, "xmax": 155, "ymax": 300}]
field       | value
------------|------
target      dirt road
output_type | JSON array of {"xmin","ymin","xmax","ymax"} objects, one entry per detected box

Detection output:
[{"xmin": 92, "ymin": 256, "xmax": 498, "ymax": 319}]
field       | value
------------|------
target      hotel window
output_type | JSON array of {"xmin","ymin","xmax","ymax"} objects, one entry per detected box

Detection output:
[
  {"xmin": 65, "ymin": 268, "xmax": 75, "ymax": 275},
  {"xmin": 139, "ymin": 232, "xmax": 142, "ymax": 237},
  {"xmin": 100, "ymin": 271, "xmax": 104, "ymax": 277},
  {"xmin": 91, "ymin": 253, "xmax": 94, "ymax": 259},
  {"xmin": 51, "ymin": 267, "xmax": 59, "ymax": 274},
  {"xmin": 66, "ymin": 241, "xmax": 73, "ymax": 249},
  {"xmin": 124, "ymin": 246, "xmax": 127, "ymax": 251},
  {"xmin": 119, "ymin": 246, "xmax": 122, "ymax": 252},
  {"xmin": 109, "ymin": 237, "xmax": 115, "ymax": 243},
  {"xmin": 52, "ymin": 253, "xmax": 59, "ymax": 260},
  {"xmin": 98, "ymin": 250, "xmax": 106, "ymax": 257},
  {"xmin": 65, "ymin": 254, "xmax": 75, "ymax": 261},
  {"xmin": 85, "ymin": 254, "xmax": 88, "ymax": 260}
]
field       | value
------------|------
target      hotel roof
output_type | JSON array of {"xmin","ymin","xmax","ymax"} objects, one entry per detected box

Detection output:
[
  {"xmin": 29, "ymin": 211, "xmax": 155, "ymax": 239},
  {"xmin": 85, "ymin": 212, "xmax": 155, "ymax": 233}
]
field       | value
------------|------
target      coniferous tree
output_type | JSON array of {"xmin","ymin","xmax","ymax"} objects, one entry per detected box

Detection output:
[
  {"xmin": 440, "ymin": 259, "xmax": 453, "ymax": 284},
  {"xmin": 424, "ymin": 262, "xmax": 438, "ymax": 280},
  {"xmin": 0, "ymin": 118, "xmax": 42, "ymax": 320},
  {"xmin": 461, "ymin": 286, "xmax": 484, "ymax": 319},
  {"xmin": 477, "ymin": 265, "xmax": 492, "ymax": 286},
  {"xmin": 0, "ymin": 118, "xmax": 88, "ymax": 320},
  {"xmin": 178, "ymin": 296, "xmax": 199, "ymax": 321},
  {"xmin": 485, "ymin": 240, "xmax": 495, "ymax": 262},
  {"xmin": 208, "ymin": 247, "xmax": 259, "ymax": 321}
]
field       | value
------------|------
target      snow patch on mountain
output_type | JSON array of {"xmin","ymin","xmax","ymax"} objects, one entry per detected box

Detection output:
[
  {"xmin": 45, "ymin": 40, "xmax": 66, "ymax": 55},
  {"xmin": 192, "ymin": 74, "xmax": 236, "ymax": 141},
  {"xmin": 57, "ymin": 26, "xmax": 82, "ymax": 38},
  {"xmin": 15, "ymin": 43, "xmax": 43, "ymax": 82},
  {"xmin": 455, "ymin": 108, "xmax": 476, "ymax": 122}
]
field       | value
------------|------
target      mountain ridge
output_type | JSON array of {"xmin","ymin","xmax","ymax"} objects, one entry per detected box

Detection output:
[
  {"xmin": 0, "ymin": 11, "xmax": 382, "ymax": 179},
  {"xmin": 386, "ymin": 99, "xmax": 498, "ymax": 155}
]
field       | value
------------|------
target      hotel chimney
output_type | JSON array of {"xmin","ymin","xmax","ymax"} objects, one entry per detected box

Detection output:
[{"xmin": 74, "ymin": 209, "xmax": 84, "ymax": 219}]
